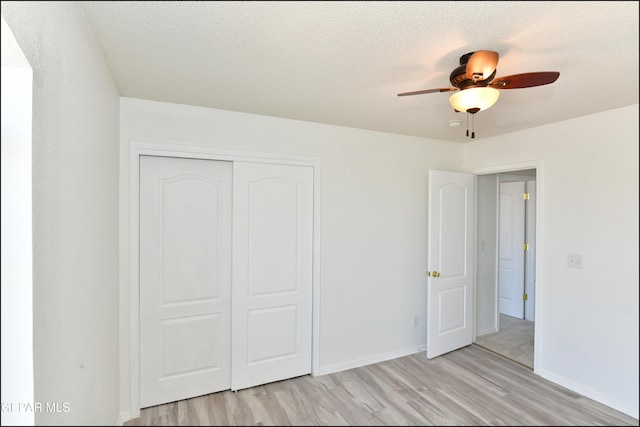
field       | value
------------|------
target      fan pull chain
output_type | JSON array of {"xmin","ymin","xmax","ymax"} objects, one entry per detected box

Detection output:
[
  {"xmin": 471, "ymin": 113, "xmax": 475, "ymax": 139},
  {"xmin": 466, "ymin": 112, "xmax": 469, "ymax": 137}
]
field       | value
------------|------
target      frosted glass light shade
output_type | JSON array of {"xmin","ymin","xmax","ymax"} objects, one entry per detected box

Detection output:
[{"xmin": 449, "ymin": 87, "xmax": 500, "ymax": 112}]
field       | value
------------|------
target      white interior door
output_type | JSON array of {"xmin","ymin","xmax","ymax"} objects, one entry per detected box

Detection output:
[
  {"xmin": 231, "ymin": 162, "xmax": 313, "ymax": 390},
  {"xmin": 525, "ymin": 180, "xmax": 536, "ymax": 321},
  {"xmin": 427, "ymin": 170, "xmax": 475, "ymax": 359},
  {"xmin": 139, "ymin": 156, "xmax": 232, "ymax": 408},
  {"xmin": 498, "ymin": 181, "xmax": 526, "ymax": 319}
]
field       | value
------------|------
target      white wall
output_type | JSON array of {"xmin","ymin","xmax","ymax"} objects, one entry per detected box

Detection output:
[
  {"xmin": 119, "ymin": 97, "xmax": 464, "ymax": 414},
  {"xmin": 475, "ymin": 174, "xmax": 498, "ymax": 336},
  {"xmin": 1, "ymin": 15, "xmax": 34, "ymax": 427},
  {"xmin": 1, "ymin": 3, "xmax": 121, "ymax": 425},
  {"xmin": 464, "ymin": 104, "xmax": 639, "ymax": 418}
]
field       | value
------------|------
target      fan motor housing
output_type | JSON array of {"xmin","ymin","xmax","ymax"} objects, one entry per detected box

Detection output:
[
  {"xmin": 449, "ymin": 52, "xmax": 496, "ymax": 89},
  {"xmin": 449, "ymin": 64, "xmax": 470, "ymax": 88}
]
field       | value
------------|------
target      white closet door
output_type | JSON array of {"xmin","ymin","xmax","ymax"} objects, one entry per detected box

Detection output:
[
  {"xmin": 231, "ymin": 162, "xmax": 313, "ymax": 391},
  {"xmin": 139, "ymin": 156, "xmax": 232, "ymax": 408}
]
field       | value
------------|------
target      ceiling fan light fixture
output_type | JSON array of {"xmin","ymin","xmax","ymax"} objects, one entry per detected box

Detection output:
[{"xmin": 449, "ymin": 87, "xmax": 500, "ymax": 113}]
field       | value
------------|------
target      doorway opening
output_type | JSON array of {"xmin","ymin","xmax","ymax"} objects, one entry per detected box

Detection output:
[{"xmin": 475, "ymin": 168, "xmax": 537, "ymax": 369}]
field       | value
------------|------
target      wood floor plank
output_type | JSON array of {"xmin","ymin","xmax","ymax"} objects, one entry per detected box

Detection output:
[
  {"xmin": 125, "ymin": 345, "xmax": 639, "ymax": 426},
  {"xmin": 264, "ymin": 380, "xmax": 309, "ymax": 425},
  {"xmin": 352, "ymin": 365, "xmax": 436, "ymax": 426}
]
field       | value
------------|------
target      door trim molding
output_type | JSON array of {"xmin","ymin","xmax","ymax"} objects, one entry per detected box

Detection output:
[
  {"xmin": 467, "ymin": 160, "xmax": 543, "ymax": 375},
  {"xmin": 126, "ymin": 140, "xmax": 322, "ymax": 417}
]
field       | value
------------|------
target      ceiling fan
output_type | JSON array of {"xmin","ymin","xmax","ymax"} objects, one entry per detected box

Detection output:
[{"xmin": 398, "ymin": 50, "xmax": 560, "ymax": 138}]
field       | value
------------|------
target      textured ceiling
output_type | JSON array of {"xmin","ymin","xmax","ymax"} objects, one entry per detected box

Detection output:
[{"xmin": 79, "ymin": 1, "xmax": 639, "ymax": 143}]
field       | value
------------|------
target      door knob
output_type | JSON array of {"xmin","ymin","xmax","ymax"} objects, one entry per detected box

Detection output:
[{"xmin": 427, "ymin": 271, "xmax": 441, "ymax": 278}]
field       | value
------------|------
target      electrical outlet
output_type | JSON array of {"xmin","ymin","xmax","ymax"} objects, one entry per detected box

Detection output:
[
  {"xmin": 413, "ymin": 315, "xmax": 419, "ymax": 327},
  {"xmin": 567, "ymin": 253, "xmax": 583, "ymax": 269}
]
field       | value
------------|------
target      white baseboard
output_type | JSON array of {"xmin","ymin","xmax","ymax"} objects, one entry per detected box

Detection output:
[
  {"xmin": 538, "ymin": 368, "xmax": 639, "ymax": 419},
  {"xmin": 316, "ymin": 345, "xmax": 428, "ymax": 376}
]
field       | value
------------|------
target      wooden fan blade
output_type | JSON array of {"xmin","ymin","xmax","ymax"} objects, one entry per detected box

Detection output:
[
  {"xmin": 397, "ymin": 87, "xmax": 457, "ymax": 97},
  {"xmin": 466, "ymin": 50, "xmax": 499, "ymax": 81},
  {"xmin": 489, "ymin": 71, "xmax": 560, "ymax": 89}
]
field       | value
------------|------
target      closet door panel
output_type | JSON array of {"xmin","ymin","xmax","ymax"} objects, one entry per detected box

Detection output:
[
  {"xmin": 139, "ymin": 156, "xmax": 232, "ymax": 408},
  {"xmin": 231, "ymin": 162, "xmax": 313, "ymax": 390}
]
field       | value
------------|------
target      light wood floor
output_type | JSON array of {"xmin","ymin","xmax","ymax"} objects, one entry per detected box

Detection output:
[
  {"xmin": 475, "ymin": 314, "xmax": 534, "ymax": 368},
  {"xmin": 125, "ymin": 344, "xmax": 638, "ymax": 426}
]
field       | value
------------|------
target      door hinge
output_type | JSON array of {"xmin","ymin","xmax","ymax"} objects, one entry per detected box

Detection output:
[
  {"xmin": 523, "ymin": 243, "xmax": 529, "ymax": 251},
  {"xmin": 523, "ymin": 192, "xmax": 530, "ymax": 200},
  {"xmin": 523, "ymin": 293, "xmax": 528, "ymax": 301}
]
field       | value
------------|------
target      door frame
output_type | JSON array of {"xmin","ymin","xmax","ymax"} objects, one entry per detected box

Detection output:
[
  {"xmin": 468, "ymin": 160, "xmax": 543, "ymax": 374},
  {"xmin": 498, "ymin": 173, "xmax": 537, "ymax": 322},
  {"xmin": 524, "ymin": 179, "xmax": 536, "ymax": 322},
  {"xmin": 126, "ymin": 140, "xmax": 322, "ymax": 417}
]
